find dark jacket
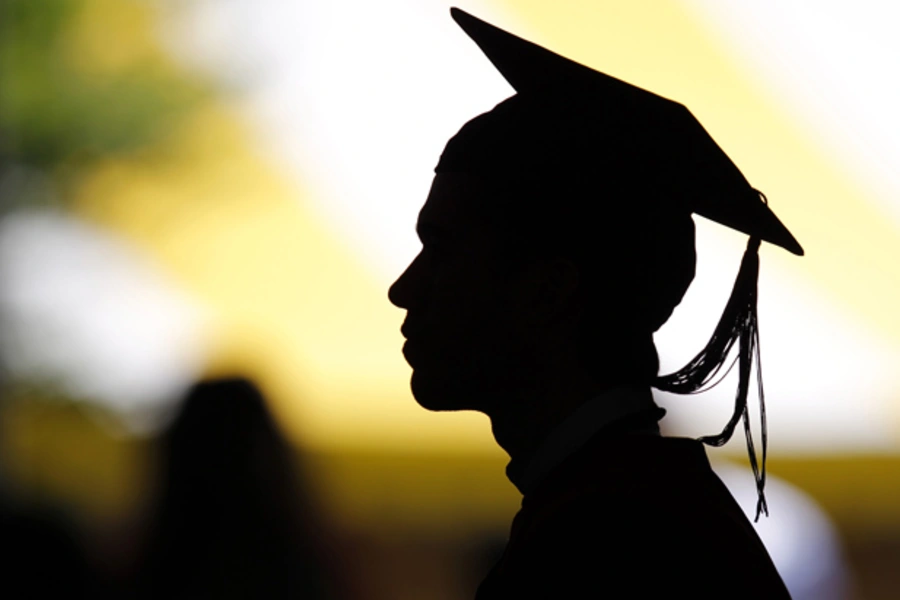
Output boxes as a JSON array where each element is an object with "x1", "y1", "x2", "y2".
[{"x1": 476, "y1": 431, "x2": 791, "y2": 598}]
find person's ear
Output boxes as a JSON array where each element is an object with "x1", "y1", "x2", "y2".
[{"x1": 517, "y1": 258, "x2": 581, "y2": 326}]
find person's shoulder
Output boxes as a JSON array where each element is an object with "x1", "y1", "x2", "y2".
[
  {"x1": 518, "y1": 434, "x2": 790, "y2": 597},
  {"x1": 534, "y1": 434, "x2": 757, "y2": 539},
  {"x1": 529, "y1": 434, "x2": 713, "y2": 503}
]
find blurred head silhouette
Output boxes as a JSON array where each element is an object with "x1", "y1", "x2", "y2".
[{"x1": 138, "y1": 377, "x2": 336, "y2": 599}]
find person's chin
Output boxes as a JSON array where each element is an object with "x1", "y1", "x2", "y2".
[{"x1": 410, "y1": 369, "x2": 476, "y2": 412}]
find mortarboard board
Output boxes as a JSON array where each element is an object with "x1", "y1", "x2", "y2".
[
  {"x1": 440, "y1": 7, "x2": 802, "y2": 256},
  {"x1": 438, "y1": 7, "x2": 805, "y2": 519}
]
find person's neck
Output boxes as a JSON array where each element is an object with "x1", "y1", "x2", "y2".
[{"x1": 486, "y1": 364, "x2": 610, "y2": 476}]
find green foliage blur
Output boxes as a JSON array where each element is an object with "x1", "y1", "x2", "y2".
[{"x1": 0, "y1": 0, "x2": 208, "y2": 209}]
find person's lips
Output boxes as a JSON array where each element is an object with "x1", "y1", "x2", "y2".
[{"x1": 401, "y1": 339, "x2": 414, "y2": 365}]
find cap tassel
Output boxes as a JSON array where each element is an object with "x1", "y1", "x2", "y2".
[{"x1": 655, "y1": 234, "x2": 769, "y2": 521}]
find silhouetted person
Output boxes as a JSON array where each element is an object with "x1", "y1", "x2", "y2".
[
  {"x1": 0, "y1": 492, "x2": 90, "y2": 598},
  {"x1": 0, "y1": 384, "x2": 90, "y2": 598},
  {"x1": 389, "y1": 9, "x2": 801, "y2": 598},
  {"x1": 136, "y1": 377, "x2": 341, "y2": 599}
]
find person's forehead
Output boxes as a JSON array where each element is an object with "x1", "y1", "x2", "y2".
[{"x1": 417, "y1": 172, "x2": 491, "y2": 234}]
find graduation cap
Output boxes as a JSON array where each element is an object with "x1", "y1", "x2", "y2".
[{"x1": 438, "y1": 7, "x2": 804, "y2": 519}]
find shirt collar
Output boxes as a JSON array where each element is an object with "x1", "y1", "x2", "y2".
[{"x1": 506, "y1": 385, "x2": 661, "y2": 495}]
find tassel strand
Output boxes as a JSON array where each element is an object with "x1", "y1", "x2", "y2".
[{"x1": 655, "y1": 234, "x2": 769, "y2": 521}]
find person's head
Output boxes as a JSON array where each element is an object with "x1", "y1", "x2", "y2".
[
  {"x1": 388, "y1": 135, "x2": 696, "y2": 415},
  {"x1": 389, "y1": 8, "x2": 802, "y2": 421}
]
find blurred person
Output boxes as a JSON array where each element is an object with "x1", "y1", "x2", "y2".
[
  {"x1": 0, "y1": 375, "x2": 91, "y2": 595},
  {"x1": 0, "y1": 458, "x2": 91, "y2": 598},
  {"x1": 389, "y1": 9, "x2": 803, "y2": 598},
  {"x1": 134, "y1": 377, "x2": 345, "y2": 599}
]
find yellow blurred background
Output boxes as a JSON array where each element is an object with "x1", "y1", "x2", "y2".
[{"x1": 1, "y1": 1, "x2": 899, "y2": 598}]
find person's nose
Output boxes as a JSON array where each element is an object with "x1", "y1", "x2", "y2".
[{"x1": 388, "y1": 253, "x2": 424, "y2": 310}]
